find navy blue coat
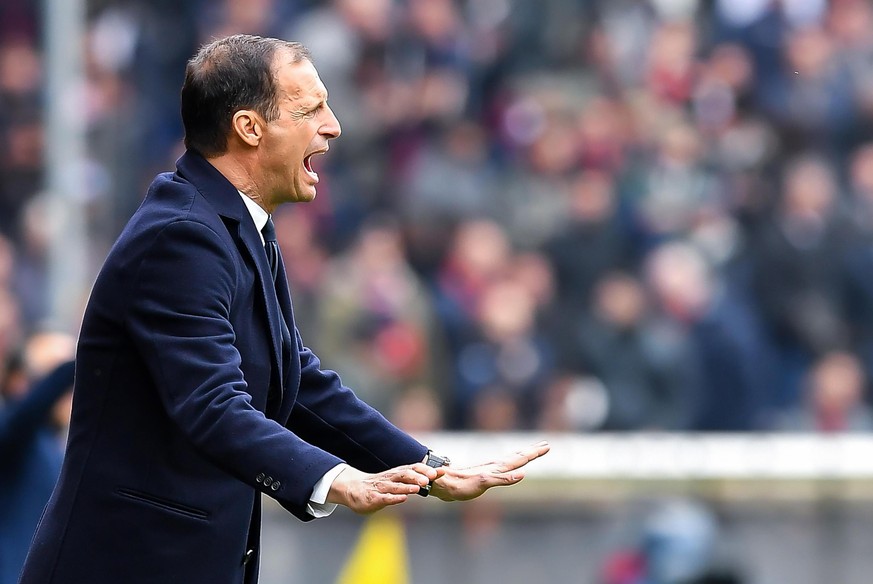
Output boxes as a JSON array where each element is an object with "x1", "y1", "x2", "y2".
[{"x1": 19, "y1": 152, "x2": 427, "y2": 584}]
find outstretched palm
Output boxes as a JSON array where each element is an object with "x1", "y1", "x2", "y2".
[{"x1": 429, "y1": 441, "x2": 550, "y2": 502}]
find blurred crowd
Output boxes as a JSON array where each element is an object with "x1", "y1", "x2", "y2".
[{"x1": 4, "y1": 0, "x2": 873, "y2": 438}]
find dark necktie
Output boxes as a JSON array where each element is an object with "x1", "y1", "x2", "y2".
[
  {"x1": 262, "y1": 216, "x2": 279, "y2": 282},
  {"x1": 261, "y1": 215, "x2": 286, "y2": 414}
]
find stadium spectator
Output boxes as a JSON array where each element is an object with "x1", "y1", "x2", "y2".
[
  {"x1": 774, "y1": 350, "x2": 873, "y2": 432},
  {"x1": 0, "y1": 332, "x2": 74, "y2": 584},
  {"x1": 750, "y1": 154, "x2": 851, "y2": 411},
  {"x1": 314, "y1": 216, "x2": 444, "y2": 413},
  {"x1": 569, "y1": 271, "x2": 681, "y2": 431},
  {"x1": 645, "y1": 241, "x2": 768, "y2": 431}
]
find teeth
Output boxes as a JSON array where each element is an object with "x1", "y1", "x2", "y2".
[
  {"x1": 303, "y1": 154, "x2": 318, "y2": 181},
  {"x1": 303, "y1": 150, "x2": 327, "y2": 182}
]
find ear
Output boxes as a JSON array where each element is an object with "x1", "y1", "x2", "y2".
[{"x1": 231, "y1": 110, "x2": 263, "y2": 147}]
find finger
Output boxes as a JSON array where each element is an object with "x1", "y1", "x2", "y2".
[
  {"x1": 529, "y1": 440, "x2": 551, "y2": 456},
  {"x1": 478, "y1": 469, "x2": 526, "y2": 490},
  {"x1": 379, "y1": 493, "x2": 409, "y2": 506},
  {"x1": 496, "y1": 442, "x2": 551, "y2": 472},
  {"x1": 494, "y1": 469, "x2": 525, "y2": 483},
  {"x1": 373, "y1": 477, "x2": 428, "y2": 495},
  {"x1": 358, "y1": 493, "x2": 409, "y2": 514},
  {"x1": 386, "y1": 465, "x2": 433, "y2": 487},
  {"x1": 410, "y1": 462, "x2": 440, "y2": 481}
]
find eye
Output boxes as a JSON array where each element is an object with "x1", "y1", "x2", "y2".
[{"x1": 292, "y1": 102, "x2": 327, "y2": 121}]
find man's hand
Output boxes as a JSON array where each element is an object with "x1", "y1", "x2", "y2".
[
  {"x1": 429, "y1": 441, "x2": 550, "y2": 502},
  {"x1": 326, "y1": 463, "x2": 445, "y2": 514}
]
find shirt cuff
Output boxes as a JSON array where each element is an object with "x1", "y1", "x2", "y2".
[{"x1": 306, "y1": 463, "x2": 349, "y2": 518}]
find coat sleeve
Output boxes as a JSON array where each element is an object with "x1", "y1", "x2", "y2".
[
  {"x1": 286, "y1": 328, "x2": 428, "y2": 474},
  {"x1": 126, "y1": 219, "x2": 342, "y2": 512}
]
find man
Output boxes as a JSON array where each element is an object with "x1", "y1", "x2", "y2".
[{"x1": 18, "y1": 34, "x2": 548, "y2": 584}]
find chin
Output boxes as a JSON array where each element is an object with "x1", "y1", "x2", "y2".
[
  {"x1": 282, "y1": 184, "x2": 316, "y2": 204},
  {"x1": 295, "y1": 190, "x2": 317, "y2": 203}
]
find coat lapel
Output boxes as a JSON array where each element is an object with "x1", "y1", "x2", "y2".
[
  {"x1": 273, "y1": 257, "x2": 300, "y2": 421},
  {"x1": 237, "y1": 220, "x2": 286, "y2": 393},
  {"x1": 175, "y1": 151, "x2": 285, "y2": 404}
]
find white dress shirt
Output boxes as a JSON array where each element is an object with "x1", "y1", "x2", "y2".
[{"x1": 239, "y1": 192, "x2": 347, "y2": 518}]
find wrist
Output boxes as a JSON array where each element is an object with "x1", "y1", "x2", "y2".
[
  {"x1": 418, "y1": 450, "x2": 450, "y2": 497},
  {"x1": 325, "y1": 466, "x2": 360, "y2": 506},
  {"x1": 311, "y1": 464, "x2": 349, "y2": 506}
]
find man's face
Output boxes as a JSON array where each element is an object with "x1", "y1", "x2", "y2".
[{"x1": 260, "y1": 55, "x2": 340, "y2": 206}]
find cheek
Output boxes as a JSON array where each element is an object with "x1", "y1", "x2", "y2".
[{"x1": 285, "y1": 139, "x2": 307, "y2": 166}]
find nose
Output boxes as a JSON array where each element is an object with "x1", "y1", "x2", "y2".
[{"x1": 321, "y1": 104, "x2": 341, "y2": 139}]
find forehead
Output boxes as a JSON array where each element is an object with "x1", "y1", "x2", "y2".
[{"x1": 273, "y1": 55, "x2": 327, "y2": 103}]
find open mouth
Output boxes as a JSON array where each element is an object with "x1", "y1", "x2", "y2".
[{"x1": 303, "y1": 149, "x2": 327, "y2": 182}]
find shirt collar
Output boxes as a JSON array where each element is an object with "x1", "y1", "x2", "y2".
[{"x1": 238, "y1": 191, "x2": 269, "y2": 245}]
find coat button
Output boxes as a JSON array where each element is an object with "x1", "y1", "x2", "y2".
[
  {"x1": 270, "y1": 481, "x2": 280, "y2": 491},
  {"x1": 256, "y1": 473, "x2": 265, "y2": 483},
  {"x1": 242, "y1": 549, "x2": 254, "y2": 566},
  {"x1": 263, "y1": 477, "x2": 273, "y2": 487}
]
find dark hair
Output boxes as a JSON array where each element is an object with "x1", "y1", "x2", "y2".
[{"x1": 181, "y1": 34, "x2": 311, "y2": 157}]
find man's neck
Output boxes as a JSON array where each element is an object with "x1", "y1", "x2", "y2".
[{"x1": 207, "y1": 153, "x2": 271, "y2": 213}]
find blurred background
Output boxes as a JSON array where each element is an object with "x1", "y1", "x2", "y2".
[{"x1": 5, "y1": 0, "x2": 873, "y2": 582}]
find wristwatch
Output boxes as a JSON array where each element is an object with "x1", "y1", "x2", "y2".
[{"x1": 418, "y1": 450, "x2": 450, "y2": 497}]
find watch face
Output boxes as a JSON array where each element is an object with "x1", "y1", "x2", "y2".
[{"x1": 427, "y1": 453, "x2": 450, "y2": 468}]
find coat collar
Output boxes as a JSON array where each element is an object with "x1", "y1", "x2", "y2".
[
  {"x1": 175, "y1": 150, "x2": 248, "y2": 222},
  {"x1": 174, "y1": 152, "x2": 270, "y2": 287}
]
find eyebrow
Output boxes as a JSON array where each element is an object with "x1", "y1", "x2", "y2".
[
  {"x1": 282, "y1": 87, "x2": 327, "y2": 105},
  {"x1": 309, "y1": 90, "x2": 328, "y2": 103}
]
